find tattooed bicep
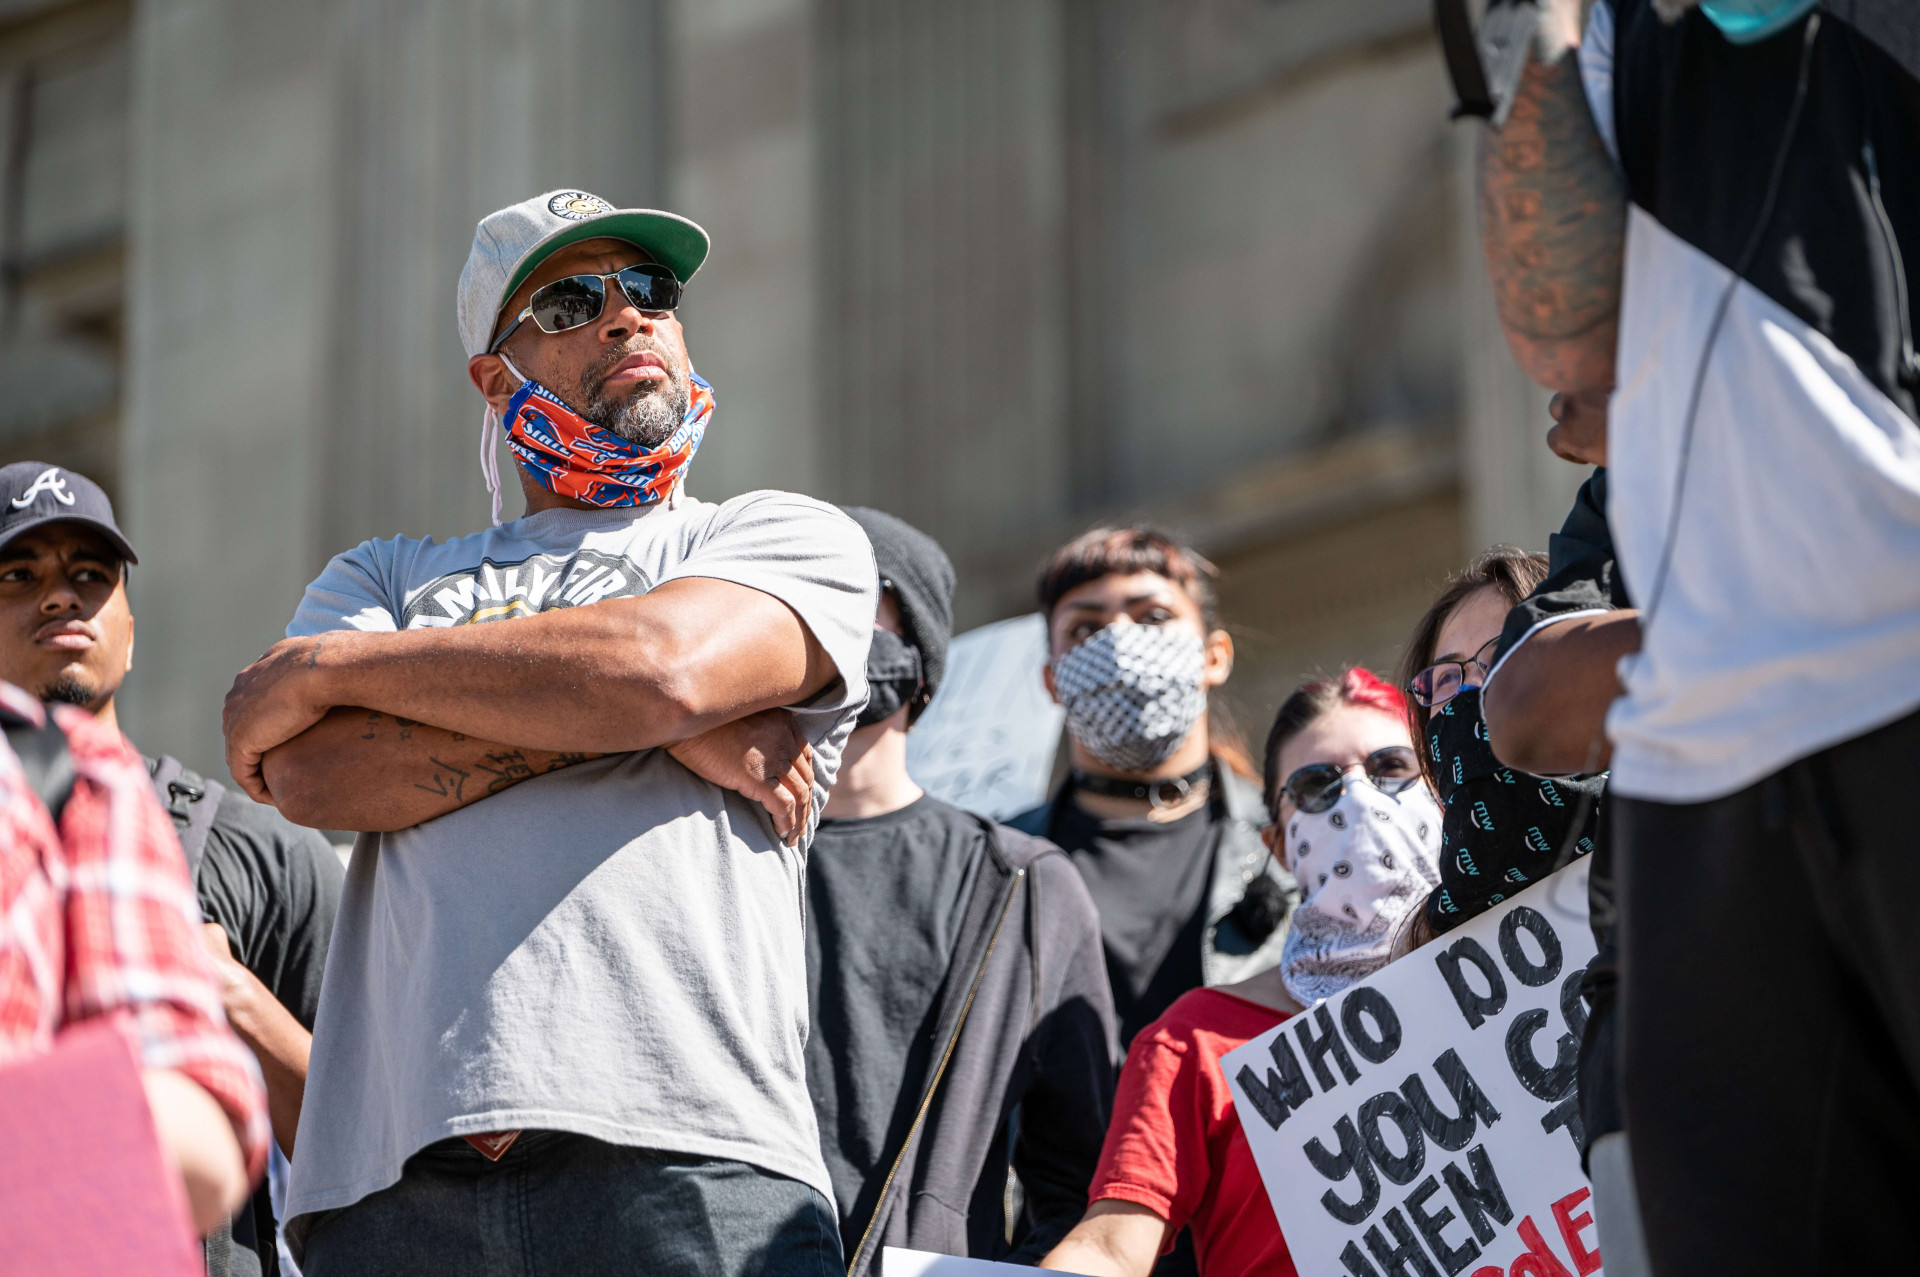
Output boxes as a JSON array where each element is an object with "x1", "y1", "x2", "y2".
[{"x1": 1476, "y1": 54, "x2": 1626, "y2": 391}]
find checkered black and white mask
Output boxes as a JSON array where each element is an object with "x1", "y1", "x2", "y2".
[{"x1": 1050, "y1": 621, "x2": 1208, "y2": 772}]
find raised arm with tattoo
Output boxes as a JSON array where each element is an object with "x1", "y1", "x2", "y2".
[{"x1": 1477, "y1": 7, "x2": 1627, "y2": 392}]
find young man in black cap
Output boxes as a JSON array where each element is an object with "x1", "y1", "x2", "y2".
[
  {"x1": 0, "y1": 461, "x2": 343, "y2": 1277},
  {"x1": 809, "y1": 507, "x2": 1118, "y2": 1277}
]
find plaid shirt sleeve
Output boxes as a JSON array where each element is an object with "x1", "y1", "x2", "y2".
[{"x1": 51, "y1": 705, "x2": 270, "y2": 1178}]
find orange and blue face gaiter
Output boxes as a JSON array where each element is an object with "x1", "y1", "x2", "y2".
[{"x1": 481, "y1": 359, "x2": 713, "y2": 522}]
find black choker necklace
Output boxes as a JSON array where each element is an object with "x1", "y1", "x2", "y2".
[{"x1": 1073, "y1": 763, "x2": 1212, "y2": 811}]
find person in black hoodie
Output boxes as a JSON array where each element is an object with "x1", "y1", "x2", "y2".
[{"x1": 807, "y1": 506, "x2": 1119, "y2": 1276}]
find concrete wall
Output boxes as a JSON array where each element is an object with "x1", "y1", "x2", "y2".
[
  {"x1": 0, "y1": 0, "x2": 1585, "y2": 775},
  {"x1": 118, "y1": 0, "x2": 668, "y2": 772},
  {"x1": 667, "y1": 0, "x2": 825, "y2": 503}
]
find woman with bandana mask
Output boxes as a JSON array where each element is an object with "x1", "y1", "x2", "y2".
[
  {"x1": 1392, "y1": 548, "x2": 1603, "y2": 954},
  {"x1": 1009, "y1": 529, "x2": 1295, "y2": 1059},
  {"x1": 1042, "y1": 668, "x2": 1432, "y2": 1277}
]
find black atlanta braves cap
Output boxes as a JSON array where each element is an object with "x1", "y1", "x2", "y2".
[{"x1": 0, "y1": 462, "x2": 138, "y2": 564}]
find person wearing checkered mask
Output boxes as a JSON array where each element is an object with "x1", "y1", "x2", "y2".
[{"x1": 1009, "y1": 527, "x2": 1297, "y2": 1058}]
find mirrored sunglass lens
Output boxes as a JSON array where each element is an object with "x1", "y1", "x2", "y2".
[
  {"x1": 617, "y1": 266, "x2": 681, "y2": 312},
  {"x1": 530, "y1": 275, "x2": 607, "y2": 333},
  {"x1": 1289, "y1": 765, "x2": 1345, "y2": 813}
]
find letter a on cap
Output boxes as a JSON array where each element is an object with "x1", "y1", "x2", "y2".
[{"x1": 11, "y1": 468, "x2": 74, "y2": 509}]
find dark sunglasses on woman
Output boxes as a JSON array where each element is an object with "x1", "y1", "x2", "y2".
[
  {"x1": 488, "y1": 264, "x2": 683, "y2": 353},
  {"x1": 1406, "y1": 636, "x2": 1501, "y2": 710},
  {"x1": 1277, "y1": 745, "x2": 1422, "y2": 817}
]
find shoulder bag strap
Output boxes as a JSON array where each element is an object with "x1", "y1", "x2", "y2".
[{"x1": 5, "y1": 711, "x2": 75, "y2": 825}]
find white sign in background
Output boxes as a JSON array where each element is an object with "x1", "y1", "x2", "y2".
[
  {"x1": 1223, "y1": 860, "x2": 1603, "y2": 1277},
  {"x1": 882, "y1": 1247, "x2": 1090, "y2": 1276},
  {"x1": 906, "y1": 613, "x2": 1063, "y2": 821}
]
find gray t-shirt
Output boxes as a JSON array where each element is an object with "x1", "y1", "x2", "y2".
[{"x1": 280, "y1": 492, "x2": 876, "y2": 1247}]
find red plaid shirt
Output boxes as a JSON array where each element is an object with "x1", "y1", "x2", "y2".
[{"x1": 0, "y1": 683, "x2": 268, "y2": 1178}]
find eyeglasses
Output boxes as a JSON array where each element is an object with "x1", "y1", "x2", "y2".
[
  {"x1": 1276, "y1": 746, "x2": 1422, "y2": 816},
  {"x1": 488, "y1": 265, "x2": 683, "y2": 353},
  {"x1": 1407, "y1": 637, "x2": 1500, "y2": 709}
]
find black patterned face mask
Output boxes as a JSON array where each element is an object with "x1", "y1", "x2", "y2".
[{"x1": 1422, "y1": 688, "x2": 1602, "y2": 934}]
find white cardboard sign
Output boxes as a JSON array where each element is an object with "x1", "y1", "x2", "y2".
[
  {"x1": 1222, "y1": 860, "x2": 1604, "y2": 1277},
  {"x1": 882, "y1": 1247, "x2": 1089, "y2": 1276},
  {"x1": 906, "y1": 613, "x2": 1063, "y2": 821}
]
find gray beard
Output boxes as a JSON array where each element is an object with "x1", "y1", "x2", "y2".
[
  {"x1": 1652, "y1": 0, "x2": 1699, "y2": 20},
  {"x1": 587, "y1": 378, "x2": 689, "y2": 448}
]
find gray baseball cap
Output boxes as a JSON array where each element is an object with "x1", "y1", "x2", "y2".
[{"x1": 456, "y1": 189, "x2": 710, "y2": 358}]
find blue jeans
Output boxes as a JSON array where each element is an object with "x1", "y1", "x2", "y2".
[{"x1": 300, "y1": 1132, "x2": 842, "y2": 1277}]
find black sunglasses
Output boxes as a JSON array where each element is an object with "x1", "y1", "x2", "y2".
[
  {"x1": 489, "y1": 264, "x2": 683, "y2": 353},
  {"x1": 1277, "y1": 746, "x2": 1422, "y2": 816}
]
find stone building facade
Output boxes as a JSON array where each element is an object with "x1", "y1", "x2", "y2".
[{"x1": 0, "y1": 0, "x2": 1581, "y2": 772}]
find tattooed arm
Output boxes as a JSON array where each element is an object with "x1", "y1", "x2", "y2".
[
  {"x1": 261, "y1": 706, "x2": 819, "y2": 841},
  {"x1": 260, "y1": 709, "x2": 598, "y2": 832},
  {"x1": 1477, "y1": 29, "x2": 1627, "y2": 392},
  {"x1": 226, "y1": 577, "x2": 837, "y2": 803}
]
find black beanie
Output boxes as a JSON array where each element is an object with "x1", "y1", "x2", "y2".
[{"x1": 840, "y1": 506, "x2": 956, "y2": 724}]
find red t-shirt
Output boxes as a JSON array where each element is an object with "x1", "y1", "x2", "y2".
[{"x1": 1088, "y1": 987, "x2": 1297, "y2": 1277}]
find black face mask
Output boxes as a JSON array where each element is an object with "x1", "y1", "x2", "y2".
[
  {"x1": 858, "y1": 628, "x2": 924, "y2": 727},
  {"x1": 1423, "y1": 687, "x2": 1602, "y2": 934}
]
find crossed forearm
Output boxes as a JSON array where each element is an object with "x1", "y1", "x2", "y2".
[
  {"x1": 1478, "y1": 51, "x2": 1627, "y2": 391},
  {"x1": 230, "y1": 579, "x2": 831, "y2": 813},
  {"x1": 263, "y1": 708, "x2": 598, "y2": 831},
  {"x1": 301, "y1": 581, "x2": 824, "y2": 753}
]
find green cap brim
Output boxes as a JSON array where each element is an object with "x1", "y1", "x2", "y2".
[{"x1": 500, "y1": 210, "x2": 710, "y2": 311}]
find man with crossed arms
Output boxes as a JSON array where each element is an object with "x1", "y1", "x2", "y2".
[{"x1": 222, "y1": 190, "x2": 875, "y2": 1275}]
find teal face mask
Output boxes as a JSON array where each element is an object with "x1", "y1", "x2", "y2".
[{"x1": 1698, "y1": 0, "x2": 1819, "y2": 44}]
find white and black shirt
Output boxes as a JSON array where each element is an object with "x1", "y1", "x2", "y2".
[{"x1": 1588, "y1": 1, "x2": 1920, "y2": 801}]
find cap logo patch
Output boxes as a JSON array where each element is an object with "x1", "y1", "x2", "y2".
[
  {"x1": 548, "y1": 191, "x2": 614, "y2": 221},
  {"x1": 11, "y1": 467, "x2": 74, "y2": 509}
]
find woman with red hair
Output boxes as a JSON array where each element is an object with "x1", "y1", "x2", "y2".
[{"x1": 1043, "y1": 668, "x2": 1441, "y2": 1277}]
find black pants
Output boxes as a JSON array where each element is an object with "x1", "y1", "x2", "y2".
[
  {"x1": 300, "y1": 1132, "x2": 842, "y2": 1277},
  {"x1": 1616, "y1": 708, "x2": 1920, "y2": 1274}
]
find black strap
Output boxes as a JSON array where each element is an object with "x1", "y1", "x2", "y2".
[
  {"x1": 202, "y1": 1215, "x2": 233, "y2": 1277},
  {"x1": 1435, "y1": 0, "x2": 1496, "y2": 118},
  {"x1": 1435, "y1": 0, "x2": 1542, "y2": 127},
  {"x1": 1069, "y1": 761, "x2": 1211, "y2": 810},
  {"x1": 147, "y1": 755, "x2": 226, "y2": 882},
  {"x1": 3, "y1": 710, "x2": 75, "y2": 826}
]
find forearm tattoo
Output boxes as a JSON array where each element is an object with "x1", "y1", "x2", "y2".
[
  {"x1": 1477, "y1": 53, "x2": 1627, "y2": 390},
  {"x1": 353, "y1": 712, "x2": 595, "y2": 807}
]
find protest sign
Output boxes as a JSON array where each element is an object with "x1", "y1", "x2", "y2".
[
  {"x1": 906, "y1": 612, "x2": 1062, "y2": 820},
  {"x1": 1223, "y1": 859, "x2": 1601, "y2": 1277},
  {"x1": 883, "y1": 1248, "x2": 1089, "y2": 1276},
  {"x1": 0, "y1": 1018, "x2": 203, "y2": 1275}
]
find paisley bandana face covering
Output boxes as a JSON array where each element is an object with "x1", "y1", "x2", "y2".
[
  {"x1": 1279, "y1": 776, "x2": 1442, "y2": 1006},
  {"x1": 479, "y1": 354, "x2": 714, "y2": 525},
  {"x1": 1050, "y1": 622, "x2": 1208, "y2": 772}
]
